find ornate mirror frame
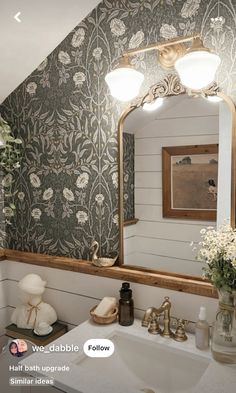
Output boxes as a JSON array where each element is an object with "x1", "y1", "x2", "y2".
[
  {"x1": 117, "y1": 74, "x2": 236, "y2": 298},
  {"x1": 2, "y1": 75, "x2": 235, "y2": 299}
]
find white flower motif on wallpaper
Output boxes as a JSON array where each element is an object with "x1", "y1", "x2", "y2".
[
  {"x1": 95, "y1": 194, "x2": 104, "y2": 205},
  {"x1": 179, "y1": 19, "x2": 196, "y2": 35},
  {"x1": 31, "y1": 208, "x2": 42, "y2": 221},
  {"x1": 160, "y1": 24, "x2": 177, "y2": 39},
  {"x1": 124, "y1": 174, "x2": 129, "y2": 182},
  {"x1": 76, "y1": 173, "x2": 89, "y2": 189},
  {"x1": 210, "y1": 16, "x2": 225, "y2": 33},
  {"x1": 2, "y1": 173, "x2": 13, "y2": 188},
  {"x1": 62, "y1": 203, "x2": 73, "y2": 219},
  {"x1": 3, "y1": 207, "x2": 14, "y2": 217},
  {"x1": 32, "y1": 190, "x2": 42, "y2": 203},
  {"x1": 18, "y1": 192, "x2": 25, "y2": 201},
  {"x1": 59, "y1": 67, "x2": 70, "y2": 85},
  {"x1": 112, "y1": 214, "x2": 119, "y2": 227},
  {"x1": 71, "y1": 48, "x2": 83, "y2": 66},
  {"x1": 45, "y1": 202, "x2": 54, "y2": 218},
  {"x1": 93, "y1": 47, "x2": 102, "y2": 61},
  {"x1": 112, "y1": 173, "x2": 118, "y2": 189},
  {"x1": 71, "y1": 28, "x2": 85, "y2": 48},
  {"x1": 181, "y1": 0, "x2": 201, "y2": 19},
  {"x1": 129, "y1": 31, "x2": 144, "y2": 49},
  {"x1": 43, "y1": 188, "x2": 53, "y2": 201},
  {"x1": 37, "y1": 58, "x2": 48, "y2": 71},
  {"x1": 63, "y1": 188, "x2": 75, "y2": 201},
  {"x1": 26, "y1": 82, "x2": 37, "y2": 96},
  {"x1": 73, "y1": 72, "x2": 86, "y2": 87},
  {"x1": 110, "y1": 18, "x2": 126, "y2": 37},
  {"x1": 130, "y1": 53, "x2": 146, "y2": 70},
  {"x1": 76, "y1": 210, "x2": 88, "y2": 224},
  {"x1": 40, "y1": 72, "x2": 50, "y2": 88},
  {"x1": 58, "y1": 51, "x2": 71, "y2": 65},
  {"x1": 30, "y1": 174, "x2": 41, "y2": 188}
]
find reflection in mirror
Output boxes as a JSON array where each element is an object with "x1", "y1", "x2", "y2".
[{"x1": 123, "y1": 94, "x2": 232, "y2": 276}]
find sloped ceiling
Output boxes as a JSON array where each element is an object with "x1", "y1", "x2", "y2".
[{"x1": 0, "y1": 0, "x2": 101, "y2": 103}]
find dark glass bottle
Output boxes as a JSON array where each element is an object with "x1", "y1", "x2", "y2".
[{"x1": 118, "y1": 282, "x2": 134, "y2": 326}]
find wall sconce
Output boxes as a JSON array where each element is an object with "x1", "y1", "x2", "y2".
[
  {"x1": 105, "y1": 55, "x2": 144, "y2": 102},
  {"x1": 105, "y1": 33, "x2": 221, "y2": 102}
]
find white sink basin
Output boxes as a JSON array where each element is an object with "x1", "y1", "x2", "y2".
[
  {"x1": 21, "y1": 320, "x2": 220, "y2": 393},
  {"x1": 75, "y1": 330, "x2": 210, "y2": 393}
]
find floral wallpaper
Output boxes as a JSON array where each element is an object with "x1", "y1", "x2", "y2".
[
  {"x1": 0, "y1": 0, "x2": 235, "y2": 259},
  {"x1": 123, "y1": 133, "x2": 135, "y2": 221}
]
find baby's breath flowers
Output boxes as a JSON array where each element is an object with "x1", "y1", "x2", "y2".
[{"x1": 196, "y1": 224, "x2": 236, "y2": 291}]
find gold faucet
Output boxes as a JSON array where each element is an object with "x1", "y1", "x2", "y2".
[{"x1": 142, "y1": 296, "x2": 173, "y2": 338}]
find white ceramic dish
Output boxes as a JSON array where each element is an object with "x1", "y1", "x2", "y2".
[{"x1": 33, "y1": 325, "x2": 53, "y2": 336}]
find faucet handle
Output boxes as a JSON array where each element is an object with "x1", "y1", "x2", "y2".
[
  {"x1": 173, "y1": 318, "x2": 188, "y2": 342},
  {"x1": 148, "y1": 314, "x2": 162, "y2": 335},
  {"x1": 163, "y1": 296, "x2": 171, "y2": 306}
]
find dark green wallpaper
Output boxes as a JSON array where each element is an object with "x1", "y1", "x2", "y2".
[
  {"x1": 123, "y1": 132, "x2": 135, "y2": 221},
  {"x1": 0, "y1": 0, "x2": 235, "y2": 258}
]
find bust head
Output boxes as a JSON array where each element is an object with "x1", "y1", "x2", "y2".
[{"x1": 18, "y1": 274, "x2": 46, "y2": 296}]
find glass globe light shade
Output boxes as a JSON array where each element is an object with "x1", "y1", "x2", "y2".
[
  {"x1": 105, "y1": 67, "x2": 144, "y2": 102},
  {"x1": 175, "y1": 51, "x2": 221, "y2": 90}
]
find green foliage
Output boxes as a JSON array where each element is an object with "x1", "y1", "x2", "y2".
[
  {"x1": 203, "y1": 255, "x2": 236, "y2": 291},
  {"x1": 0, "y1": 115, "x2": 22, "y2": 172}
]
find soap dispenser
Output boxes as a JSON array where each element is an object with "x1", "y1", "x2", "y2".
[{"x1": 118, "y1": 282, "x2": 134, "y2": 326}]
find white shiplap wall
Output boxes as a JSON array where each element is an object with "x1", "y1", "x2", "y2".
[
  {"x1": 124, "y1": 96, "x2": 219, "y2": 275},
  {"x1": 0, "y1": 260, "x2": 218, "y2": 333}
]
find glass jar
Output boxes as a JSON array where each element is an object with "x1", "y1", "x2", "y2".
[{"x1": 211, "y1": 290, "x2": 236, "y2": 363}]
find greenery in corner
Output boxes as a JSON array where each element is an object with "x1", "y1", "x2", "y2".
[
  {"x1": 0, "y1": 114, "x2": 22, "y2": 171},
  {"x1": 195, "y1": 224, "x2": 236, "y2": 292},
  {"x1": 0, "y1": 114, "x2": 22, "y2": 230}
]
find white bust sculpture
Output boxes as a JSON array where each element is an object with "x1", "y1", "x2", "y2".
[{"x1": 11, "y1": 274, "x2": 57, "y2": 329}]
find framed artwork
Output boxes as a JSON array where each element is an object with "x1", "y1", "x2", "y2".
[{"x1": 162, "y1": 144, "x2": 218, "y2": 220}]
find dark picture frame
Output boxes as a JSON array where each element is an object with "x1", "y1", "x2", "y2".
[{"x1": 162, "y1": 144, "x2": 218, "y2": 220}]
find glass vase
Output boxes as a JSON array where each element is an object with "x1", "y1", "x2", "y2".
[{"x1": 211, "y1": 289, "x2": 236, "y2": 363}]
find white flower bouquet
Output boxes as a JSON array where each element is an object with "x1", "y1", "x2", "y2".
[{"x1": 197, "y1": 224, "x2": 236, "y2": 291}]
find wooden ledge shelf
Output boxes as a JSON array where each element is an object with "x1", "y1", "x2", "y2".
[
  {"x1": 0, "y1": 248, "x2": 217, "y2": 299},
  {"x1": 124, "y1": 218, "x2": 139, "y2": 226}
]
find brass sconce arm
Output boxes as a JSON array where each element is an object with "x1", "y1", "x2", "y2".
[
  {"x1": 122, "y1": 33, "x2": 201, "y2": 58},
  {"x1": 120, "y1": 33, "x2": 202, "y2": 70}
]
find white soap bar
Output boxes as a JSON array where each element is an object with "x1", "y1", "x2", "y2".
[{"x1": 94, "y1": 297, "x2": 117, "y2": 317}]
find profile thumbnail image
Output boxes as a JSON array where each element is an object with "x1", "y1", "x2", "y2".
[{"x1": 9, "y1": 339, "x2": 28, "y2": 357}]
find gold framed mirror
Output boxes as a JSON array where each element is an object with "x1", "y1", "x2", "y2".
[{"x1": 118, "y1": 74, "x2": 236, "y2": 296}]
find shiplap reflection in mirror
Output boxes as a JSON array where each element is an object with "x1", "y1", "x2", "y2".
[{"x1": 123, "y1": 95, "x2": 230, "y2": 276}]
